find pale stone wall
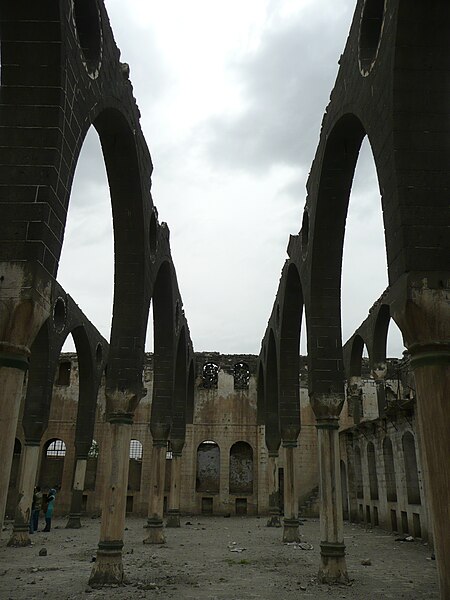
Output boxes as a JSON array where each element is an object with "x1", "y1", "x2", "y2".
[{"x1": 9, "y1": 352, "x2": 322, "y2": 518}]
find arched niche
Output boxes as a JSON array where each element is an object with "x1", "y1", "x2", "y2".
[
  {"x1": 367, "y1": 441, "x2": 379, "y2": 500},
  {"x1": 354, "y1": 445, "x2": 363, "y2": 499},
  {"x1": 196, "y1": 441, "x2": 220, "y2": 493},
  {"x1": 402, "y1": 432, "x2": 421, "y2": 505},
  {"x1": 229, "y1": 441, "x2": 253, "y2": 495},
  {"x1": 383, "y1": 436, "x2": 397, "y2": 502}
]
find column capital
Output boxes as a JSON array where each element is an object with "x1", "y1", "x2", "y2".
[
  {"x1": 316, "y1": 417, "x2": 340, "y2": 430},
  {"x1": 409, "y1": 343, "x2": 450, "y2": 369},
  {"x1": 0, "y1": 342, "x2": 30, "y2": 371}
]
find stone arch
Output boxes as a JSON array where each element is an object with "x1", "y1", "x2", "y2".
[
  {"x1": 307, "y1": 113, "x2": 368, "y2": 414},
  {"x1": 367, "y1": 441, "x2": 379, "y2": 500},
  {"x1": 186, "y1": 360, "x2": 195, "y2": 425},
  {"x1": 196, "y1": 441, "x2": 220, "y2": 493},
  {"x1": 402, "y1": 431, "x2": 421, "y2": 505},
  {"x1": 229, "y1": 441, "x2": 254, "y2": 495},
  {"x1": 265, "y1": 329, "x2": 280, "y2": 453},
  {"x1": 171, "y1": 326, "x2": 188, "y2": 442},
  {"x1": 279, "y1": 263, "x2": 303, "y2": 442},
  {"x1": 383, "y1": 436, "x2": 397, "y2": 502},
  {"x1": 372, "y1": 304, "x2": 390, "y2": 366},
  {"x1": 92, "y1": 108, "x2": 148, "y2": 404},
  {"x1": 150, "y1": 261, "x2": 176, "y2": 441}
]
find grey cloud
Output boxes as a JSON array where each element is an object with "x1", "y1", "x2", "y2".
[{"x1": 201, "y1": 5, "x2": 354, "y2": 174}]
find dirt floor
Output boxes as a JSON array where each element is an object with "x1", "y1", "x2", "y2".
[{"x1": 0, "y1": 515, "x2": 439, "y2": 600}]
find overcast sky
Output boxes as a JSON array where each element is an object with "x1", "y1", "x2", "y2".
[{"x1": 58, "y1": 0, "x2": 405, "y2": 357}]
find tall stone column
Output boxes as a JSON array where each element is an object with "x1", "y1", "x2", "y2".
[
  {"x1": 316, "y1": 418, "x2": 348, "y2": 584},
  {"x1": 266, "y1": 451, "x2": 281, "y2": 527},
  {"x1": 143, "y1": 441, "x2": 167, "y2": 543},
  {"x1": 7, "y1": 443, "x2": 40, "y2": 546},
  {"x1": 0, "y1": 348, "x2": 28, "y2": 525},
  {"x1": 66, "y1": 457, "x2": 88, "y2": 529},
  {"x1": 89, "y1": 417, "x2": 132, "y2": 586},
  {"x1": 410, "y1": 348, "x2": 449, "y2": 597},
  {"x1": 282, "y1": 442, "x2": 300, "y2": 542},
  {"x1": 166, "y1": 439, "x2": 184, "y2": 528},
  {"x1": 392, "y1": 281, "x2": 450, "y2": 600}
]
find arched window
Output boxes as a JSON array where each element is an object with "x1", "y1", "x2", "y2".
[
  {"x1": 40, "y1": 438, "x2": 66, "y2": 490},
  {"x1": 128, "y1": 439, "x2": 143, "y2": 492},
  {"x1": 233, "y1": 362, "x2": 250, "y2": 390},
  {"x1": 46, "y1": 439, "x2": 66, "y2": 457},
  {"x1": 129, "y1": 439, "x2": 143, "y2": 460},
  {"x1": 196, "y1": 441, "x2": 220, "y2": 492},
  {"x1": 229, "y1": 441, "x2": 253, "y2": 494},
  {"x1": 367, "y1": 442, "x2": 379, "y2": 500},
  {"x1": 383, "y1": 437, "x2": 397, "y2": 502},
  {"x1": 202, "y1": 362, "x2": 219, "y2": 389},
  {"x1": 354, "y1": 445, "x2": 363, "y2": 499},
  {"x1": 402, "y1": 432, "x2": 421, "y2": 505}
]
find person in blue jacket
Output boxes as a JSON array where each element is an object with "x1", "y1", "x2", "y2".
[{"x1": 43, "y1": 488, "x2": 56, "y2": 532}]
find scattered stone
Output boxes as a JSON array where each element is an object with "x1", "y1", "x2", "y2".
[
  {"x1": 361, "y1": 558, "x2": 372, "y2": 566},
  {"x1": 300, "y1": 584, "x2": 307, "y2": 591},
  {"x1": 91, "y1": 556, "x2": 96, "y2": 562},
  {"x1": 39, "y1": 547, "x2": 48, "y2": 556},
  {"x1": 185, "y1": 521, "x2": 192, "y2": 526}
]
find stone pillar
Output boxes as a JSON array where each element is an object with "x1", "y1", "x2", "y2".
[
  {"x1": 391, "y1": 281, "x2": 450, "y2": 600},
  {"x1": 0, "y1": 347, "x2": 28, "y2": 525},
  {"x1": 66, "y1": 457, "x2": 88, "y2": 529},
  {"x1": 345, "y1": 435, "x2": 358, "y2": 523},
  {"x1": 282, "y1": 442, "x2": 300, "y2": 542},
  {"x1": 316, "y1": 418, "x2": 349, "y2": 584},
  {"x1": 166, "y1": 454, "x2": 181, "y2": 528},
  {"x1": 410, "y1": 345, "x2": 450, "y2": 598},
  {"x1": 266, "y1": 452, "x2": 281, "y2": 527},
  {"x1": 89, "y1": 417, "x2": 132, "y2": 587},
  {"x1": 7, "y1": 443, "x2": 40, "y2": 546},
  {"x1": 143, "y1": 441, "x2": 167, "y2": 544}
]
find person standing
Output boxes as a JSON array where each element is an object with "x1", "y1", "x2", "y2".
[
  {"x1": 43, "y1": 488, "x2": 56, "y2": 532},
  {"x1": 30, "y1": 486, "x2": 42, "y2": 533}
]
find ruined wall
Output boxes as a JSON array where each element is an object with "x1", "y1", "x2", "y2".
[{"x1": 339, "y1": 360, "x2": 430, "y2": 540}]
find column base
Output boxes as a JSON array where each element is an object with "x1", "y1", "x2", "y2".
[
  {"x1": 143, "y1": 518, "x2": 166, "y2": 544},
  {"x1": 66, "y1": 513, "x2": 82, "y2": 529},
  {"x1": 267, "y1": 511, "x2": 282, "y2": 527},
  {"x1": 7, "y1": 525, "x2": 31, "y2": 547},
  {"x1": 165, "y1": 509, "x2": 180, "y2": 528},
  {"x1": 282, "y1": 518, "x2": 300, "y2": 543},
  {"x1": 318, "y1": 542, "x2": 349, "y2": 584},
  {"x1": 89, "y1": 541, "x2": 124, "y2": 587}
]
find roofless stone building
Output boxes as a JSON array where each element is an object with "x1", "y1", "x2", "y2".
[{"x1": 0, "y1": 1, "x2": 448, "y2": 597}]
